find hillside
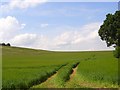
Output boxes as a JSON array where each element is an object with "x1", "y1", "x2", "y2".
[{"x1": 2, "y1": 46, "x2": 119, "y2": 89}]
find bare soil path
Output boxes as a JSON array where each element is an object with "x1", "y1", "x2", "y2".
[{"x1": 70, "y1": 65, "x2": 78, "y2": 80}]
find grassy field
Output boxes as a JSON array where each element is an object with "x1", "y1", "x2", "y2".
[{"x1": 2, "y1": 46, "x2": 119, "y2": 89}]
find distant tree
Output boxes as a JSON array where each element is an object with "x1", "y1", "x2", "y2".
[
  {"x1": 6, "y1": 43, "x2": 11, "y2": 46},
  {"x1": 98, "y1": 11, "x2": 120, "y2": 59},
  {"x1": 2, "y1": 43, "x2": 6, "y2": 46},
  {"x1": 0, "y1": 43, "x2": 11, "y2": 46}
]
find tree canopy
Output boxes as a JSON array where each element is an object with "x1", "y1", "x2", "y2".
[{"x1": 98, "y1": 11, "x2": 120, "y2": 58}]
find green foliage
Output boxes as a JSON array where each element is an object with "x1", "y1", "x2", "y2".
[
  {"x1": 98, "y1": 11, "x2": 120, "y2": 48},
  {"x1": 114, "y1": 46, "x2": 120, "y2": 58}
]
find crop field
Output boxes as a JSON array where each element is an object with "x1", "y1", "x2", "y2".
[{"x1": 2, "y1": 46, "x2": 119, "y2": 89}]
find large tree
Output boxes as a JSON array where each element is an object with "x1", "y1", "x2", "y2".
[{"x1": 98, "y1": 11, "x2": 120, "y2": 58}]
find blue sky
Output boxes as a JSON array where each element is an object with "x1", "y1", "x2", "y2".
[{"x1": 0, "y1": 1, "x2": 118, "y2": 51}]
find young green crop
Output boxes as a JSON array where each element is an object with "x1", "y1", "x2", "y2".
[
  {"x1": 2, "y1": 46, "x2": 119, "y2": 88},
  {"x1": 2, "y1": 65, "x2": 65, "y2": 89},
  {"x1": 77, "y1": 51, "x2": 118, "y2": 86}
]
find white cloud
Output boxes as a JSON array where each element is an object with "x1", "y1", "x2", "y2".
[
  {"x1": 1, "y1": 0, "x2": 47, "y2": 12},
  {"x1": 10, "y1": 33, "x2": 37, "y2": 46},
  {"x1": 50, "y1": 22, "x2": 114, "y2": 51},
  {"x1": 40, "y1": 24, "x2": 49, "y2": 28},
  {"x1": 53, "y1": 23, "x2": 100, "y2": 47},
  {"x1": 10, "y1": 33, "x2": 51, "y2": 50},
  {"x1": 0, "y1": 16, "x2": 25, "y2": 42}
]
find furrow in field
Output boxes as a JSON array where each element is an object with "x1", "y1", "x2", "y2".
[
  {"x1": 31, "y1": 62, "x2": 80, "y2": 88},
  {"x1": 53, "y1": 62, "x2": 80, "y2": 88},
  {"x1": 69, "y1": 63, "x2": 79, "y2": 81},
  {"x1": 31, "y1": 64, "x2": 67, "y2": 88},
  {"x1": 64, "y1": 63, "x2": 80, "y2": 88}
]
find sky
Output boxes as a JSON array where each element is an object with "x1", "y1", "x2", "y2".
[{"x1": 0, "y1": 0, "x2": 119, "y2": 51}]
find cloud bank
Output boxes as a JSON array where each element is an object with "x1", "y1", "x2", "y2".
[
  {"x1": 0, "y1": 16, "x2": 114, "y2": 51},
  {"x1": 0, "y1": 16, "x2": 25, "y2": 42}
]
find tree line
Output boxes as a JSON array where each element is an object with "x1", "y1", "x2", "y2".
[{"x1": 0, "y1": 43, "x2": 11, "y2": 46}]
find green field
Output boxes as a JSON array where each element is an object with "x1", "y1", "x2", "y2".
[{"x1": 2, "y1": 46, "x2": 119, "y2": 89}]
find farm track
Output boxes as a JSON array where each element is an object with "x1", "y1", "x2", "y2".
[
  {"x1": 31, "y1": 64, "x2": 67, "y2": 88},
  {"x1": 69, "y1": 63, "x2": 78, "y2": 81},
  {"x1": 31, "y1": 63, "x2": 80, "y2": 88},
  {"x1": 64, "y1": 63, "x2": 79, "y2": 86}
]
